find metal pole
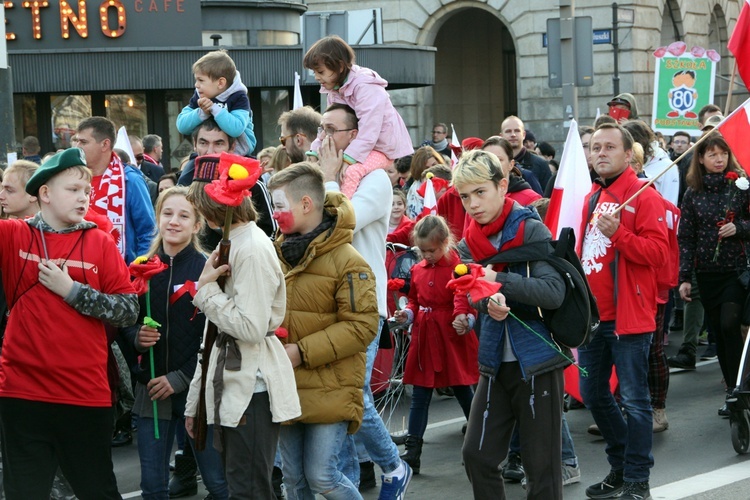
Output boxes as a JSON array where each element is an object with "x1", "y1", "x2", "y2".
[
  {"x1": 0, "y1": 67, "x2": 14, "y2": 164},
  {"x1": 560, "y1": 0, "x2": 578, "y2": 127},
  {"x1": 612, "y1": 2, "x2": 620, "y2": 96}
]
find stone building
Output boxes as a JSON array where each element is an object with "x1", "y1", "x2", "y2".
[{"x1": 306, "y1": 0, "x2": 746, "y2": 146}]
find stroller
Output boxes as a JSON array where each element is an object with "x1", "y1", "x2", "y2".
[
  {"x1": 727, "y1": 332, "x2": 750, "y2": 453},
  {"x1": 372, "y1": 243, "x2": 420, "y2": 444}
]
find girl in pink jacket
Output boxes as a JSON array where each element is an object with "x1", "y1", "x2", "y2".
[{"x1": 304, "y1": 35, "x2": 414, "y2": 198}]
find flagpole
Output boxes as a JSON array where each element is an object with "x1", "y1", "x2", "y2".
[
  {"x1": 611, "y1": 129, "x2": 718, "y2": 216},
  {"x1": 725, "y1": 60, "x2": 738, "y2": 116}
]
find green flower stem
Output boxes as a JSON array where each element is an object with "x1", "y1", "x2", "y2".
[
  {"x1": 489, "y1": 297, "x2": 588, "y2": 376},
  {"x1": 146, "y1": 286, "x2": 160, "y2": 440}
]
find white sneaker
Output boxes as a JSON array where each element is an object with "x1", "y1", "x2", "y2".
[
  {"x1": 521, "y1": 464, "x2": 581, "y2": 489},
  {"x1": 562, "y1": 464, "x2": 581, "y2": 485},
  {"x1": 653, "y1": 408, "x2": 669, "y2": 432}
]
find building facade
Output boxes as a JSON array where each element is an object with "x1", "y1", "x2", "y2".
[
  {"x1": 5, "y1": 0, "x2": 745, "y2": 162},
  {"x1": 306, "y1": 0, "x2": 745, "y2": 147}
]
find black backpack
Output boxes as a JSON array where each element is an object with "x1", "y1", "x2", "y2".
[{"x1": 479, "y1": 227, "x2": 599, "y2": 349}]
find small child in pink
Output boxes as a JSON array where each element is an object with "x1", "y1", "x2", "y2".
[{"x1": 303, "y1": 35, "x2": 414, "y2": 198}]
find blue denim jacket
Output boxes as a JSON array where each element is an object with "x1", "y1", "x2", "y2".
[{"x1": 457, "y1": 204, "x2": 570, "y2": 380}]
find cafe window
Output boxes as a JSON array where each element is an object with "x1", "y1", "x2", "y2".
[
  {"x1": 51, "y1": 95, "x2": 91, "y2": 150},
  {"x1": 105, "y1": 94, "x2": 147, "y2": 138},
  {"x1": 260, "y1": 89, "x2": 290, "y2": 149},
  {"x1": 13, "y1": 95, "x2": 37, "y2": 150},
  {"x1": 166, "y1": 90, "x2": 196, "y2": 171}
]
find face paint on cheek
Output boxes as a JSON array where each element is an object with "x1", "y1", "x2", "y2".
[{"x1": 273, "y1": 211, "x2": 295, "y2": 233}]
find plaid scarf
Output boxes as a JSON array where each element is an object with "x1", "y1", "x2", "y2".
[{"x1": 91, "y1": 153, "x2": 126, "y2": 257}]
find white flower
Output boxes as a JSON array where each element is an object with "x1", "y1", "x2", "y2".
[{"x1": 736, "y1": 177, "x2": 750, "y2": 191}]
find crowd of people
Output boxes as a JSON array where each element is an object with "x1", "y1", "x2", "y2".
[{"x1": 0, "y1": 34, "x2": 746, "y2": 500}]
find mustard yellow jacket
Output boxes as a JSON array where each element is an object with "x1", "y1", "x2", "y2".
[{"x1": 275, "y1": 192, "x2": 379, "y2": 433}]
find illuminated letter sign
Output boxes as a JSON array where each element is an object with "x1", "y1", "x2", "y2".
[
  {"x1": 60, "y1": 0, "x2": 88, "y2": 39},
  {"x1": 99, "y1": 0, "x2": 124, "y2": 38},
  {"x1": 23, "y1": 0, "x2": 50, "y2": 40}
]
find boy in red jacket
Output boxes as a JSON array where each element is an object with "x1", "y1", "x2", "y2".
[{"x1": 0, "y1": 148, "x2": 138, "y2": 499}]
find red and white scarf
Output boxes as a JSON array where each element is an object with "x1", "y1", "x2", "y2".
[{"x1": 91, "y1": 153, "x2": 126, "y2": 256}]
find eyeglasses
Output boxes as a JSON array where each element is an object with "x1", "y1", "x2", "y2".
[
  {"x1": 318, "y1": 126, "x2": 355, "y2": 137},
  {"x1": 279, "y1": 133, "x2": 307, "y2": 146}
]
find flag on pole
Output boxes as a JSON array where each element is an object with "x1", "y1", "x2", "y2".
[
  {"x1": 717, "y1": 96, "x2": 750, "y2": 175},
  {"x1": 293, "y1": 72, "x2": 303, "y2": 110},
  {"x1": 595, "y1": 107, "x2": 601, "y2": 121},
  {"x1": 420, "y1": 176, "x2": 438, "y2": 217},
  {"x1": 450, "y1": 123, "x2": 460, "y2": 166},
  {"x1": 729, "y1": 0, "x2": 750, "y2": 86},
  {"x1": 545, "y1": 119, "x2": 592, "y2": 240},
  {"x1": 113, "y1": 126, "x2": 136, "y2": 166}
]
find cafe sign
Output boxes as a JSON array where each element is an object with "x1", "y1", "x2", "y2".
[{"x1": 4, "y1": 0, "x2": 201, "y2": 49}]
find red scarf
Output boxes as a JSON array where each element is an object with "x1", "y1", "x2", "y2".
[
  {"x1": 91, "y1": 153, "x2": 126, "y2": 256},
  {"x1": 464, "y1": 201, "x2": 526, "y2": 271}
]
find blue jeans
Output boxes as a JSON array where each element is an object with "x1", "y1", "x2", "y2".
[
  {"x1": 138, "y1": 416, "x2": 228, "y2": 500},
  {"x1": 578, "y1": 321, "x2": 654, "y2": 482},
  {"x1": 340, "y1": 319, "x2": 401, "y2": 475},
  {"x1": 280, "y1": 422, "x2": 362, "y2": 500},
  {"x1": 408, "y1": 385, "x2": 473, "y2": 438}
]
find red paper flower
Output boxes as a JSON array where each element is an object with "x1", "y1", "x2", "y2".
[
  {"x1": 275, "y1": 327, "x2": 289, "y2": 339},
  {"x1": 726, "y1": 171, "x2": 739, "y2": 182},
  {"x1": 129, "y1": 255, "x2": 169, "y2": 296},
  {"x1": 387, "y1": 278, "x2": 406, "y2": 291},
  {"x1": 446, "y1": 263, "x2": 502, "y2": 301},
  {"x1": 416, "y1": 174, "x2": 450, "y2": 197},
  {"x1": 204, "y1": 153, "x2": 263, "y2": 207}
]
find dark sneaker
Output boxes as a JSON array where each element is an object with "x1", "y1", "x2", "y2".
[
  {"x1": 718, "y1": 403, "x2": 731, "y2": 417},
  {"x1": 585, "y1": 469, "x2": 624, "y2": 499},
  {"x1": 667, "y1": 350, "x2": 695, "y2": 370},
  {"x1": 620, "y1": 480, "x2": 651, "y2": 499},
  {"x1": 501, "y1": 453, "x2": 525, "y2": 482},
  {"x1": 700, "y1": 344, "x2": 717, "y2": 360},
  {"x1": 359, "y1": 461, "x2": 377, "y2": 491}
]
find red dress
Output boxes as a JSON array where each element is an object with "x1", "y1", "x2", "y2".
[{"x1": 402, "y1": 251, "x2": 479, "y2": 388}]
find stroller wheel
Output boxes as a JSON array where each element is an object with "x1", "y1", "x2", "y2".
[{"x1": 730, "y1": 410, "x2": 750, "y2": 454}]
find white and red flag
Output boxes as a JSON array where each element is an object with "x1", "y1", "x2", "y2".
[
  {"x1": 729, "y1": 0, "x2": 750, "y2": 86},
  {"x1": 544, "y1": 119, "x2": 592, "y2": 241},
  {"x1": 716, "y1": 97, "x2": 750, "y2": 175}
]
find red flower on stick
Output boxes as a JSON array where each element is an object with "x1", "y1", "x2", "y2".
[
  {"x1": 128, "y1": 254, "x2": 169, "y2": 440},
  {"x1": 275, "y1": 327, "x2": 289, "y2": 340},
  {"x1": 446, "y1": 263, "x2": 501, "y2": 301},
  {"x1": 387, "y1": 278, "x2": 406, "y2": 291},
  {"x1": 204, "y1": 153, "x2": 263, "y2": 207},
  {"x1": 129, "y1": 255, "x2": 168, "y2": 296},
  {"x1": 726, "y1": 171, "x2": 739, "y2": 182}
]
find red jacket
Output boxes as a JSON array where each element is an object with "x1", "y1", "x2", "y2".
[
  {"x1": 437, "y1": 186, "x2": 467, "y2": 241},
  {"x1": 387, "y1": 215, "x2": 415, "y2": 246},
  {"x1": 579, "y1": 168, "x2": 669, "y2": 334}
]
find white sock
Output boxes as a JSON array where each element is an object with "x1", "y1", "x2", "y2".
[{"x1": 383, "y1": 461, "x2": 405, "y2": 478}]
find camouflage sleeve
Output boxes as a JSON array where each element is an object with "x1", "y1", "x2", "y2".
[{"x1": 64, "y1": 281, "x2": 139, "y2": 327}]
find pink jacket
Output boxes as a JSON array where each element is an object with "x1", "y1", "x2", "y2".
[{"x1": 312, "y1": 65, "x2": 414, "y2": 163}]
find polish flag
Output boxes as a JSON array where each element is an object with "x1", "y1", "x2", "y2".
[
  {"x1": 729, "y1": 0, "x2": 750, "y2": 87},
  {"x1": 450, "y1": 123, "x2": 460, "y2": 166},
  {"x1": 716, "y1": 97, "x2": 750, "y2": 175},
  {"x1": 544, "y1": 119, "x2": 592, "y2": 241},
  {"x1": 420, "y1": 176, "x2": 438, "y2": 217},
  {"x1": 293, "y1": 72, "x2": 303, "y2": 110}
]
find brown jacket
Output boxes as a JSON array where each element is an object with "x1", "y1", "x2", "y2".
[{"x1": 275, "y1": 192, "x2": 379, "y2": 433}]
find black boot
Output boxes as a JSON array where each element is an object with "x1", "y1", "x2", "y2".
[
  {"x1": 168, "y1": 448, "x2": 198, "y2": 498},
  {"x1": 399, "y1": 435, "x2": 423, "y2": 475}
]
